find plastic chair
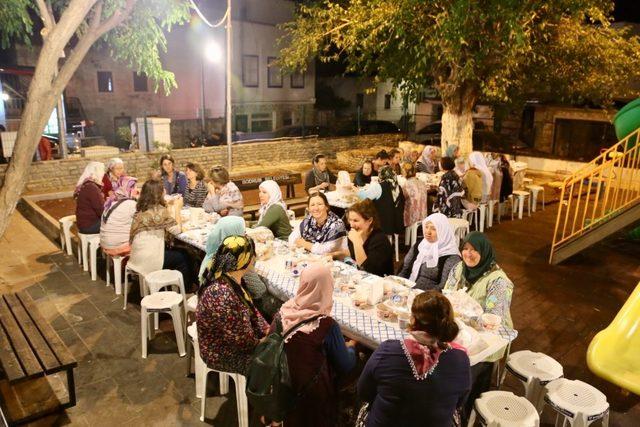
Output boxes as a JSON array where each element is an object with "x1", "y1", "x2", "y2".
[
  {"x1": 487, "y1": 200, "x2": 499, "y2": 228},
  {"x1": 587, "y1": 282, "x2": 640, "y2": 396},
  {"x1": 447, "y1": 217, "x2": 470, "y2": 244},
  {"x1": 512, "y1": 191, "x2": 531, "y2": 219},
  {"x1": 505, "y1": 350, "x2": 564, "y2": 413},
  {"x1": 140, "y1": 291, "x2": 186, "y2": 358},
  {"x1": 77, "y1": 233, "x2": 100, "y2": 280},
  {"x1": 105, "y1": 253, "x2": 125, "y2": 295},
  {"x1": 527, "y1": 185, "x2": 545, "y2": 212},
  {"x1": 186, "y1": 294, "x2": 198, "y2": 325},
  {"x1": 200, "y1": 364, "x2": 248, "y2": 427},
  {"x1": 544, "y1": 378, "x2": 609, "y2": 427},
  {"x1": 123, "y1": 262, "x2": 147, "y2": 310},
  {"x1": 404, "y1": 221, "x2": 420, "y2": 247},
  {"x1": 468, "y1": 390, "x2": 539, "y2": 426},
  {"x1": 59, "y1": 215, "x2": 76, "y2": 256},
  {"x1": 145, "y1": 269, "x2": 187, "y2": 322},
  {"x1": 186, "y1": 324, "x2": 229, "y2": 399}
]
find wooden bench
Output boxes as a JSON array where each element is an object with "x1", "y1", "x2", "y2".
[
  {"x1": 232, "y1": 171, "x2": 303, "y2": 199},
  {"x1": 0, "y1": 291, "x2": 77, "y2": 425},
  {"x1": 243, "y1": 197, "x2": 308, "y2": 221}
]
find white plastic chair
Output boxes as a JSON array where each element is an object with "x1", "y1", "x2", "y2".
[
  {"x1": 447, "y1": 217, "x2": 470, "y2": 244},
  {"x1": 468, "y1": 390, "x2": 539, "y2": 426},
  {"x1": 105, "y1": 253, "x2": 125, "y2": 295},
  {"x1": 186, "y1": 324, "x2": 229, "y2": 399},
  {"x1": 544, "y1": 379, "x2": 609, "y2": 427},
  {"x1": 186, "y1": 294, "x2": 198, "y2": 325},
  {"x1": 145, "y1": 269, "x2": 187, "y2": 322},
  {"x1": 200, "y1": 364, "x2": 248, "y2": 427},
  {"x1": 404, "y1": 221, "x2": 420, "y2": 247},
  {"x1": 123, "y1": 262, "x2": 147, "y2": 310},
  {"x1": 527, "y1": 185, "x2": 545, "y2": 212},
  {"x1": 140, "y1": 291, "x2": 186, "y2": 358},
  {"x1": 487, "y1": 199, "x2": 499, "y2": 228},
  {"x1": 512, "y1": 190, "x2": 531, "y2": 219},
  {"x1": 504, "y1": 350, "x2": 564, "y2": 413},
  {"x1": 59, "y1": 215, "x2": 76, "y2": 256},
  {"x1": 77, "y1": 233, "x2": 100, "y2": 280}
]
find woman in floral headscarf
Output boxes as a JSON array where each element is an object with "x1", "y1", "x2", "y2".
[
  {"x1": 100, "y1": 176, "x2": 139, "y2": 256},
  {"x1": 196, "y1": 235, "x2": 269, "y2": 375}
]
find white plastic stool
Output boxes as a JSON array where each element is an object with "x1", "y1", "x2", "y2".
[
  {"x1": 527, "y1": 185, "x2": 545, "y2": 212},
  {"x1": 186, "y1": 324, "x2": 229, "y2": 399},
  {"x1": 505, "y1": 350, "x2": 564, "y2": 413},
  {"x1": 140, "y1": 291, "x2": 186, "y2": 358},
  {"x1": 59, "y1": 215, "x2": 76, "y2": 256},
  {"x1": 468, "y1": 390, "x2": 540, "y2": 427},
  {"x1": 105, "y1": 253, "x2": 125, "y2": 295},
  {"x1": 186, "y1": 294, "x2": 198, "y2": 324},
  {"x1": 487, "y1": 200, "x2": 499, "y2": 228},
  {"x1": 404, "y1": 221, "x2": 420, "y2": 247},
  {"x1": 77, "y1": 233, "x2": 100, "y2": 280},
  {"x1": 544, "y1": 379, "x2": 609, "y2": 427},
  {"x1": 123, "y1": 262, "x2": 146, "y2": 310},
  {"x1": 512, "y1": 191, "x2": 531, "y2": 219},
  {"x1": 448, "y1": 217, "x2": 470, "y2": 244},
  {"x1": 200, "y1": 365, "x2": 248, "y2": 427},
  {"x1": 145, "y1": 269, "x2": 187, "y2": 323},
  {"x1": 497, "y1": 195, "x2": 516, "y2": 223},
  {"x1": 387, "y1": 234, "x2": 400, "y2": 262}
]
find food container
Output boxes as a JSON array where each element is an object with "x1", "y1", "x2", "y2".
[
  {"x1": 480, "y1": 313, "x2": 502, "y2": 331},
  {"x1": 376, "y1": 303, "x2": 397, "y2": 322}
]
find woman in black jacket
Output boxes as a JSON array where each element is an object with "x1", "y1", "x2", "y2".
[{"x1": 373, "y1": 166, "x2": 405, "y2": 236}]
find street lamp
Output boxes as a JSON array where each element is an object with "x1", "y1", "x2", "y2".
[
  {"x1": 1, "y1": 93, "x2": 9, "y2": 101},
  {"x1": 201, "y1": 40, "x2": 222, "y2": 138}
]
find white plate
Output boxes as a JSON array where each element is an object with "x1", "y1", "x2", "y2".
[{"x1": 384, "y1": 275, "x2": 416, "y2": 289}]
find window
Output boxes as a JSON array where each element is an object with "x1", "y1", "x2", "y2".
[
  {"x1": 235, "y1": 114, "x2": 249, "y2": 132},
  {"x1": 133, "y1": 72, "x2": 148, "y2": 92},
  {"x1": 242, "y1": 55, "x2": 259, "y2": 87},
  {"x1": 97, "y1": 71, "x2": 113, "y2": 92},
  {"x1": 282, "y1": 110, "x2": 293, "y2": 126},
  {"x1": 291, "y1": 72, "x2": 305, "y2": 89},
  {"x1": 267, "y1": 57, "x2": 282, "y2": 88},
  {"x1": 384, "y1": 94, "x2": 392, "y2": 110},
  {"x1": 356, "y1": 93, "x2": 364, "y2": 109},
  {"x1": 251, "y1": 113, "x2": 273, "y2": 132}
]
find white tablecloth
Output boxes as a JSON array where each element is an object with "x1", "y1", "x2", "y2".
[{"x1": 324, "y1": 190, "x2": 356, "y2": 209}]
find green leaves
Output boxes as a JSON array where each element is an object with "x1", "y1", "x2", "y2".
[{"x1": 0, "y1": 0, "x2": 33, "y2": 49}]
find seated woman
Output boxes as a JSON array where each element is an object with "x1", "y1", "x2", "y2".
[
  {"x1": 444, "y1": 231, "x2": 514, "y2": 415},
  {"x1": 416, "y1": 146, "x2": 439, "y2": 174},
  {"x1": 498, "y1": 155, "x2": 514, "y2": 203},
  {"x1": 183, "y1": 162, "x2": 208, "y2": 208},
  {"x1": 269, "y1": 264, "x2": 356, "y2": 426},
  {"x1": 288, "y1": 192, "x2": 347, "y2": 256},
  {"x1": 203, "y1": 165, "x2": 244, "y2": 216},
  {"x1": 354, "y1": 160, "x2": 373, "y2": 187},
  {"x1": 445, "y1": 144, "x2": 460, "y2": 160},
  {"x1": 433, "y1": 157, "x2": 465, "y2": 218},
  {"x1": 358, "y1": 291, "x2": 471, "y2": 426},
  {"x1": 100, "y1": 176, "x2": 139, "y2": 256},
  {"x1": 75, "y1": 161, "x2": 106, "y2": 234},
  {"x1": 304, "y1": 154, "x2": 337, "y2": 194},
  {"x1": 462, "y1": 157, "x2": 484, "y2": 211},
  {"x1": 467, "y1": 152, "x2": 493, "y2": 204},
  {"x1": 373, "y1": 166, "x2": 405, "y2": 237},
  {"x1": 255, "y1": 180, "x2": 292, "y2": 239},
  {"x1": 398, "y1": 213, "x2": 461, "y2": 291},
  {"x1": 400, "y1": 162, "x2": 428, "y2": 229},
  {"x1": 129, "y1": 179, "x2": 193, "y2": 287},
  {"x1": 101, "y1": 157, "x2": 125, "y2": 199},
  {"x1": 196, "y1": 235, "x2": 269, "y2": 375},
  {"x1": 159, "y1": 154, "x2": 187, "y2": 197},
  {"x1": 345, "y1": 199, "x2": 393, "y2": 277}
]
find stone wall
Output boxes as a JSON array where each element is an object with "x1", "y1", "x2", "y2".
[{"x1": 1, "y1": 134, "x2": 401, "y2": 194}]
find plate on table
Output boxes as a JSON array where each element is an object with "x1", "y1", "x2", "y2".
[{"x1": 383, "y1": 276, "x2": 416, "y2": 289}]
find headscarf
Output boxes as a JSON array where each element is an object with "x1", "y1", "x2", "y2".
[
  {"x1": 409, "y1": 213, "x2": 460, "y2": 282},
  {"x1": 300, "y1": 211, "x2": 346, "y2": 244},
  {"x1": 403, "y1": 331, "x2": 466, "y2": 378},
  {"x1": 279, "y1": 264, "x2": 334, "y2": 342},
  {"x1": 461, "y1": 231, "x2": 496, "y2": 285},
  {"x1": 468, "y1": 152, "x2": 494, "y2": 198},
  {"x1": 258, "y1": 180, "x2": 287, "y2": 221},
  {"x1": 74, "y1": 161, "x2": 105, "y2": 197},
  {"x1": 198, "y1": 216, "x2": 246, "y2": 282},
  {"x1": 200, "y1": 235, "x2": 256, "y2": 307},
  {"x1": 419, "y1": 146, "x2": 439, "y2": 174},
  {"x1": 445, "y1": 144, "x2": 459, "y2": 159},
  {"x1": 379, "y1": 165, "x2": 400, "y2": 202},
  {"x1": 104, "y1": 176, "x2": 137, "y2": 212}
]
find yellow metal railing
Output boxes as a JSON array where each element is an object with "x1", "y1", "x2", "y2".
[{"x1": 549, "y1": 128, "x2": 640, "y2": 263}]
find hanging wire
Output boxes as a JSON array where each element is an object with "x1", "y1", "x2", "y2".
[{"x1": 190, "y1": 0, "x2": 229, "y2": 28}]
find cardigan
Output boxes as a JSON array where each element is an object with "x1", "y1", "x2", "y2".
[
  {"x1": 256, "y1": 204, "x2": 293, "y2": 239},
  {"x1": 75, "y1": 181, "x2": 104, "y2": 232},
  {"x1": 358, "y1": 340, "x2": 471, "y2": 427},
  {"x1": 348, "y1": 229, "x2": 394, "y2": 277},
  {"x1": 184, "y1": 180, "x2": 208, "y2": 208},
  {"x1": 373, "y1": 181, "x2": 405, "y2": 235},
  {"x1": 397, "y1": 243, "x2": 461, "y2": 291}
]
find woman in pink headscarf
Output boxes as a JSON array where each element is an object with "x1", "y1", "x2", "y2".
[
  {"x1": 268, "y1": 264, "x2": 356, "y2": 426},
  {"x1": 99, "y1": 176, "x2": 139, "y2": 256}
]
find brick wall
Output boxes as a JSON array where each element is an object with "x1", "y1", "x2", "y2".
[{"x1": 0, "y1": 134, "x2": 401, "y2": 194}]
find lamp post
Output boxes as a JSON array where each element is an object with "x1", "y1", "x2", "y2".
[
  {"x1": 225, "y1": 0, "x2": 232, "y2": 170},
  {"x1": 201, "y1": 40, "x2": 222, "y2": 140}
]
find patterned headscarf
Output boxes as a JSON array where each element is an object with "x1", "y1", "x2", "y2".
[
  {"x1": 198, "y1": 217, "x2": 246, "y2": 282},
  {"x1": 445, "y1": 144, "x2": 459, "y2": 159},
  {"x1": 300, "y1": 211, "x2": 346, "y2": 244},
  {"x1": 258, "y1": 180, "x2": 288, "y2": 222},
  {"x1": 104, "y1": 176, "x2": 137, "y2": 212},
  {"x1": 462, "y1": 232, "x2": 496, "y2": 285},
  {"x1": 379, "y1": 165, "x2": 401, "y2": 202}
]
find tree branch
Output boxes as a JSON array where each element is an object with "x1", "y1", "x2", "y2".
[
  {"x1": 35, "y1": 0, "x2": 55, "y2": 30},
  {"x1": 90, "y1": 1, "x2": 103, "y2": 30},
  {"x1": 96, "y1": 0, "x2": 137, "y2": 35}
]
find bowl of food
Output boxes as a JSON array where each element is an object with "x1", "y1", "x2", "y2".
[{"x1": 376, "y1": 303, "x2": 397, "y2": 322}]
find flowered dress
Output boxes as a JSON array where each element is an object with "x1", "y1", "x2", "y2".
[{"x1": 402, "y1": 177, "x2": 429, "y2": 227}]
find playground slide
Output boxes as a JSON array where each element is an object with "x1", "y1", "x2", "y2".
[{"x1": 587, "y1": 282, "x2": 640, "y2": 396}]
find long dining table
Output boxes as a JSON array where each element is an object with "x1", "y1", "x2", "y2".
[{"x1": 175, "y1": 217, "x2": 518, "y2": 366}]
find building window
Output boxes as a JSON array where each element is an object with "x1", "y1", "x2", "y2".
[
  {"x1": 356, "y1": 93, "x2": 364, "y2": 109},
  {"x1": 235, "y1": 114, "x2": 249, "y2": 132},
  {"x1": 242, "y1": 55, "x2": 259, "y2": 87},
  {"x1": 133, "y1": 72, "x2": 148, "y2": 92},
  {"x1": 97, "y1": 71, "x2": 113, "y2": 92},
  {"x1": 267, "y1": 57, "x2": 282, "y2": 88},
  {"x1": 251, "y1": 113, "x2": 273, "y2": 132},
  {"x1": 384, "y1": 94, "x2": 392, "y2": 110},
  {"x1": 291, "y1": 72, "x2": 305, "y2": 89},
  {"x1": 283, "y1": 110, "x2": 293, "y2": 126}
]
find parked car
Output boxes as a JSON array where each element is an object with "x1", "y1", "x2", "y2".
[{"x1": 413, "y1": 121, "x2": 526, "y2": 152}]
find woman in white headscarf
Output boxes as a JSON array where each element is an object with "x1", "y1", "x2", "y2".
[
  {"x1": 74, "y1": 162, "x2": 106, "y2": 234},
  {"x1": 467, "y1": 151, "x2": 494, "y2": 202},
  {"x1": 416, "y1": 146, "x2": 440, "y2": 174},
  {"x1": 255, "y1": 180, "x2": 292, "y2": 239},
  {"x1": 397, "y1": 213, "x2": 461, "y2": 291}
]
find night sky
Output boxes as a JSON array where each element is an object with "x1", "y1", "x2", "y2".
[{"x1": 614, "y1": 0, "x2": 640, "y2": 22}]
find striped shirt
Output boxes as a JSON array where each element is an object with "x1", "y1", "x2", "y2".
[{"x1": 184, "y1": 180, "x2": 208, "y2": 208}]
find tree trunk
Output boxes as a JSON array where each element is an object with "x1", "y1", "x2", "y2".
[{"x1": 440, "y1": 87, "x2": 476, "y2": 155}]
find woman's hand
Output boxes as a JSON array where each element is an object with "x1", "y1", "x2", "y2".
[
  {"x1": 348, "y1": 228, "x2": 363, "y2": 245},
  {"x1": 219, "y1": 208, "x2": 229, "y2": 217},
  {"x1": 295, "y1": 238, "x2": 312, "y2": 251}
]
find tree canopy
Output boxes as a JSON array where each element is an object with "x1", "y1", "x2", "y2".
[{"x1": 279, "y1": 0, "x2": 640, "y2": 111}]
